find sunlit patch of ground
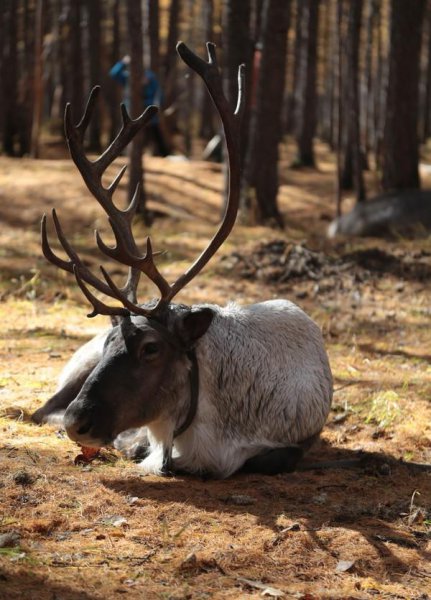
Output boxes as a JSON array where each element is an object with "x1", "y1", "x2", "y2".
[{"x1": 0, "y1": 143, "x2": 430, "y2": 599}]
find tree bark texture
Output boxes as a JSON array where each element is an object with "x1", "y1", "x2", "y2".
[
  {"x1": 222, "y1": 0, "x2": 253, "y2": 167},
  {"x1": 294, "y1": 0, "x2": 319, "y2": 167},
  {"x1": 31, "y1": 0, "x2": 44, "y2": 158},
  {"x1": 341, "y1": 0, "x2": 365, "y2": 201},
  {"x1": 242, "y1": 0, "x2": 290, "y2": 227},
  {"x1": 199, "y1": 0, "x2": 216, "y2": 139},
  {"x1": 67, "y1": 0, "x2": 84, "y2": 121},
  {"x1": 86, "y1": 0, "x2": 102, "y2": 151},
  {"x1": 147, "y1": 0, "x2": 160, "y2": 76},
  {"x1": 381, "y1": 0, "x2": 425, "y2": 191},
  {"x1": 164, "y1": 0, "x2": 180, "y2": 107},
  {"x1": 126, "y1": 0, "x2": 146, "y2": 217},
  {"x1": 3, "y1": 0, "x2": 18, "y2": 155}
]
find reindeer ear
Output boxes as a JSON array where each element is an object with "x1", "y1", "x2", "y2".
[{"x1": 177, "y1": 307, "x2": 214, "y2": 346}]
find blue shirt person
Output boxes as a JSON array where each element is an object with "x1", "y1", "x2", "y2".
[{"x1": 109, "y1": 56, "x2": 170, "y2": 156}]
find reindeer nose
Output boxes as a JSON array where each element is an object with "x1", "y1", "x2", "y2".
[{"x1": 63, "y1": 406, "x2": 93, "y2": 443}]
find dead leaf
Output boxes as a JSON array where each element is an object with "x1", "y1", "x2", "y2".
[{"x1": 74, "y1": 446, "x2": 101, "y2": 465}]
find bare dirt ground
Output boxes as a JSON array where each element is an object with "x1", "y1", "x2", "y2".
[{"x1": 0, "y1": 143, "x2": 430, "y2": 600}]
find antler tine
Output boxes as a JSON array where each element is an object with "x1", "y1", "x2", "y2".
[
  {"x1": 96, "y1": 223, "x2": 172, "y2": 301},
  {"x1": 73, "y1": 266, "x2": 129, "y2": 319},
  {"x1": 74, "y1": 85, "x2": 101, "y2": 141},
  {"x1": 42, "y1": 210, "x2": 122, "y2": 299},
  {"x1": 99, "y1": 266, "x2": 155, "y2": 317},
  {"x1": 43, "y1": 207, "x2": 144, "y2": 316},
  {"x1": 164, "y1": 42, "x2": 245, "y2": 302},
  {"x1": 95, "y1": 103, "x2": 158, "y2": 177}
]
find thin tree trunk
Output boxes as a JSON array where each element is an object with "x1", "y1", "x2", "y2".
[
  {"x1": 242, "y1": 0, "x2": 290, "y2": 227},
  {"x1": 107, "y1": 0, "x2": 121, "y2": 142},
  {"x1": 222, "y1": 0, "x2": 252, "y2": 168},
  {"x1": 199, "y1": 0, "x2": 216, "y2": 139},
  {"x1": 164, "y1": 0, "x2": 180, "y2": 107},
  {"x1": 19, "y1": 0, "x2": 35, "y2": 156},
  {"x1": 320, "y1": 0, "x2": 335, "y2": 147},
  {"x1": 374, "y1": 0, "x2": 384, "y2": 170},
  {"x1": 31, "y1": 0, "x2": 44, "y2": 158},
  {"x1": 335, "y1": 0, "x2": 343, "y2": 217},
  {"x1": 342, "y1": 0, "x2": 365, "y2": 201},
  {"x1": 69, "y1": 0, "x2": 84, "y2": 120},
  {"x1": 126, "y1": 0, "x2": 146, "y2": 218},
  {"x1": 147, "y1": 0, "x2": 160, "y2": 76},
  {"x1": 294, "y1": 0, "x2": 320, "y2": 167},
  {"x1": 422, "y1": 3, "x2": 431, "y2": 141},
  {"x1": 362, "y1": 0, "x2": 374, "y2": 166},
  {"x1": 86, "y1": 0, "x2": 102, "y2": 151},
  {"x1": 3, "y1": 0, "x2": 18, "y2": 155},
  {"x1": 287, "y1": 0, "x2": 304, "y2": 135},
  {"x1": 0, "y1": 0, "x2": 4, "y2": 151},
  {"x1": 381, "y1": 0, "x2": 425, "y2": 191}
]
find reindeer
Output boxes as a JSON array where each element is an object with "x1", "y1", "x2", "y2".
[{"x1": 32, "y1": 43, "x2": 333, "y2": 478}]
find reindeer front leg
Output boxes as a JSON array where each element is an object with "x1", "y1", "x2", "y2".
[{"x1": 138, "y1": 420, "x2": 175, "y2": 476}]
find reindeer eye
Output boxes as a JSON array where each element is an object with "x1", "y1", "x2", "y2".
[{"x1": 142, "y1": 342, "x2": 161, "y2": 360}]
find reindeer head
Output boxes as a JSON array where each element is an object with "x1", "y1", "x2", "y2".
[{"x1": 42, "y1": 43, "x2": 244, "y2": 447}]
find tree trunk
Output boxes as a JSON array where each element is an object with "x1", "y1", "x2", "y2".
[
  {"x1": 421, "y1": 3, "x2": 431, "y2": 141},
  {"x1": 335, "y1": 0, "x2": 343, "y2": 217},
  {"x1": 107, "y1": 0, "x2": 121, "y2": 142},
  {"x1": 3, "y1": 0, "x2": 18, "y2": 156},
  {"x1": 320, "y1": 0, "x2": 335, "y2": 147},
  {"x1": 241, "y1": 0, "x2": 290, "y2": 227},
  {"x1": 126, "y1": 0, "x2": 147, "y2": 218},
  {"x1": 381, "y1": 0, "x2": 425, "y2": 191},
  {"x1": 18, "y1": 0, "x2": 35, "y2": 157},
  {"x1": 199, "y1": 0, "x2": 216, "y2": 139},
  {"x1": 31, "y1": 0, "x2": 44, "y2": 158},
  {"x1": 164, "y1": 0, "x2": 180, "y2": 107},
  {"x1": 362, "y1": 0, "x2": 376, "y2": 163},
  {"x1": 86, "y1": 0, "x2": 102, "y2": 151},
  {"x1": 373, "y1": 0, "x2": 383, "y2": 169},
  {"x1": 222, "y1": 0, "x2": 252, "y2": 167},
  {"x1": 147, "y1": 0, "x2": 160, "y2": 76},
  {"x1": 68, "y1": 0, "x2": 84, "y2": 121},
  {"x1": 0, "y1": 0, "x2": 4, "y2": 151},
  {"x1": 294, "y1": 0, "x2": 320, "y2": 167},
  {"x1": 341, "y1": 0, "x2": 365, "y2": 201},
  {"x1": 287, "y1": 1, "x2": 303, "y2": 135}
]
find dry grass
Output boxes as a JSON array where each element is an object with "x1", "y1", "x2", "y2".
[{"x1": 0, "y1": 144, "x2": 430, "y2": 600}]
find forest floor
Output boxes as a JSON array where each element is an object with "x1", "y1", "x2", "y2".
[{"x1": 0, "y1": 141, "x2": 430, "y2": 600}]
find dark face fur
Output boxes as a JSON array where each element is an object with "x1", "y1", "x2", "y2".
[{"x1": 63, "y1": 305, "x2": 214, "y2": 448}]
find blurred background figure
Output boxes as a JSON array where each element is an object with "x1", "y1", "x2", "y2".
[{"x1": 110, "y1": 55, "x2": 171, "y2": 157}]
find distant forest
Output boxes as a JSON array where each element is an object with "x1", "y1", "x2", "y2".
[{"x1": 1, "y1": 0, "x2": 430, "y2": 230}]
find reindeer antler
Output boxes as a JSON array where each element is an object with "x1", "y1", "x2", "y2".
[{"x1": 42, "y1": 43, "x2": 245, "y2": 318}]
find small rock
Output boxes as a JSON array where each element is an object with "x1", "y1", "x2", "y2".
[
  {"x1": 335, "y1": 559, "x2": 355, "y2": 573},
  {"x1": 101, "y1": 515, "x2": 128, "y2": 528},
  {"x1": 127, "y1": 496, "x2": 139, "y2": 506}
]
